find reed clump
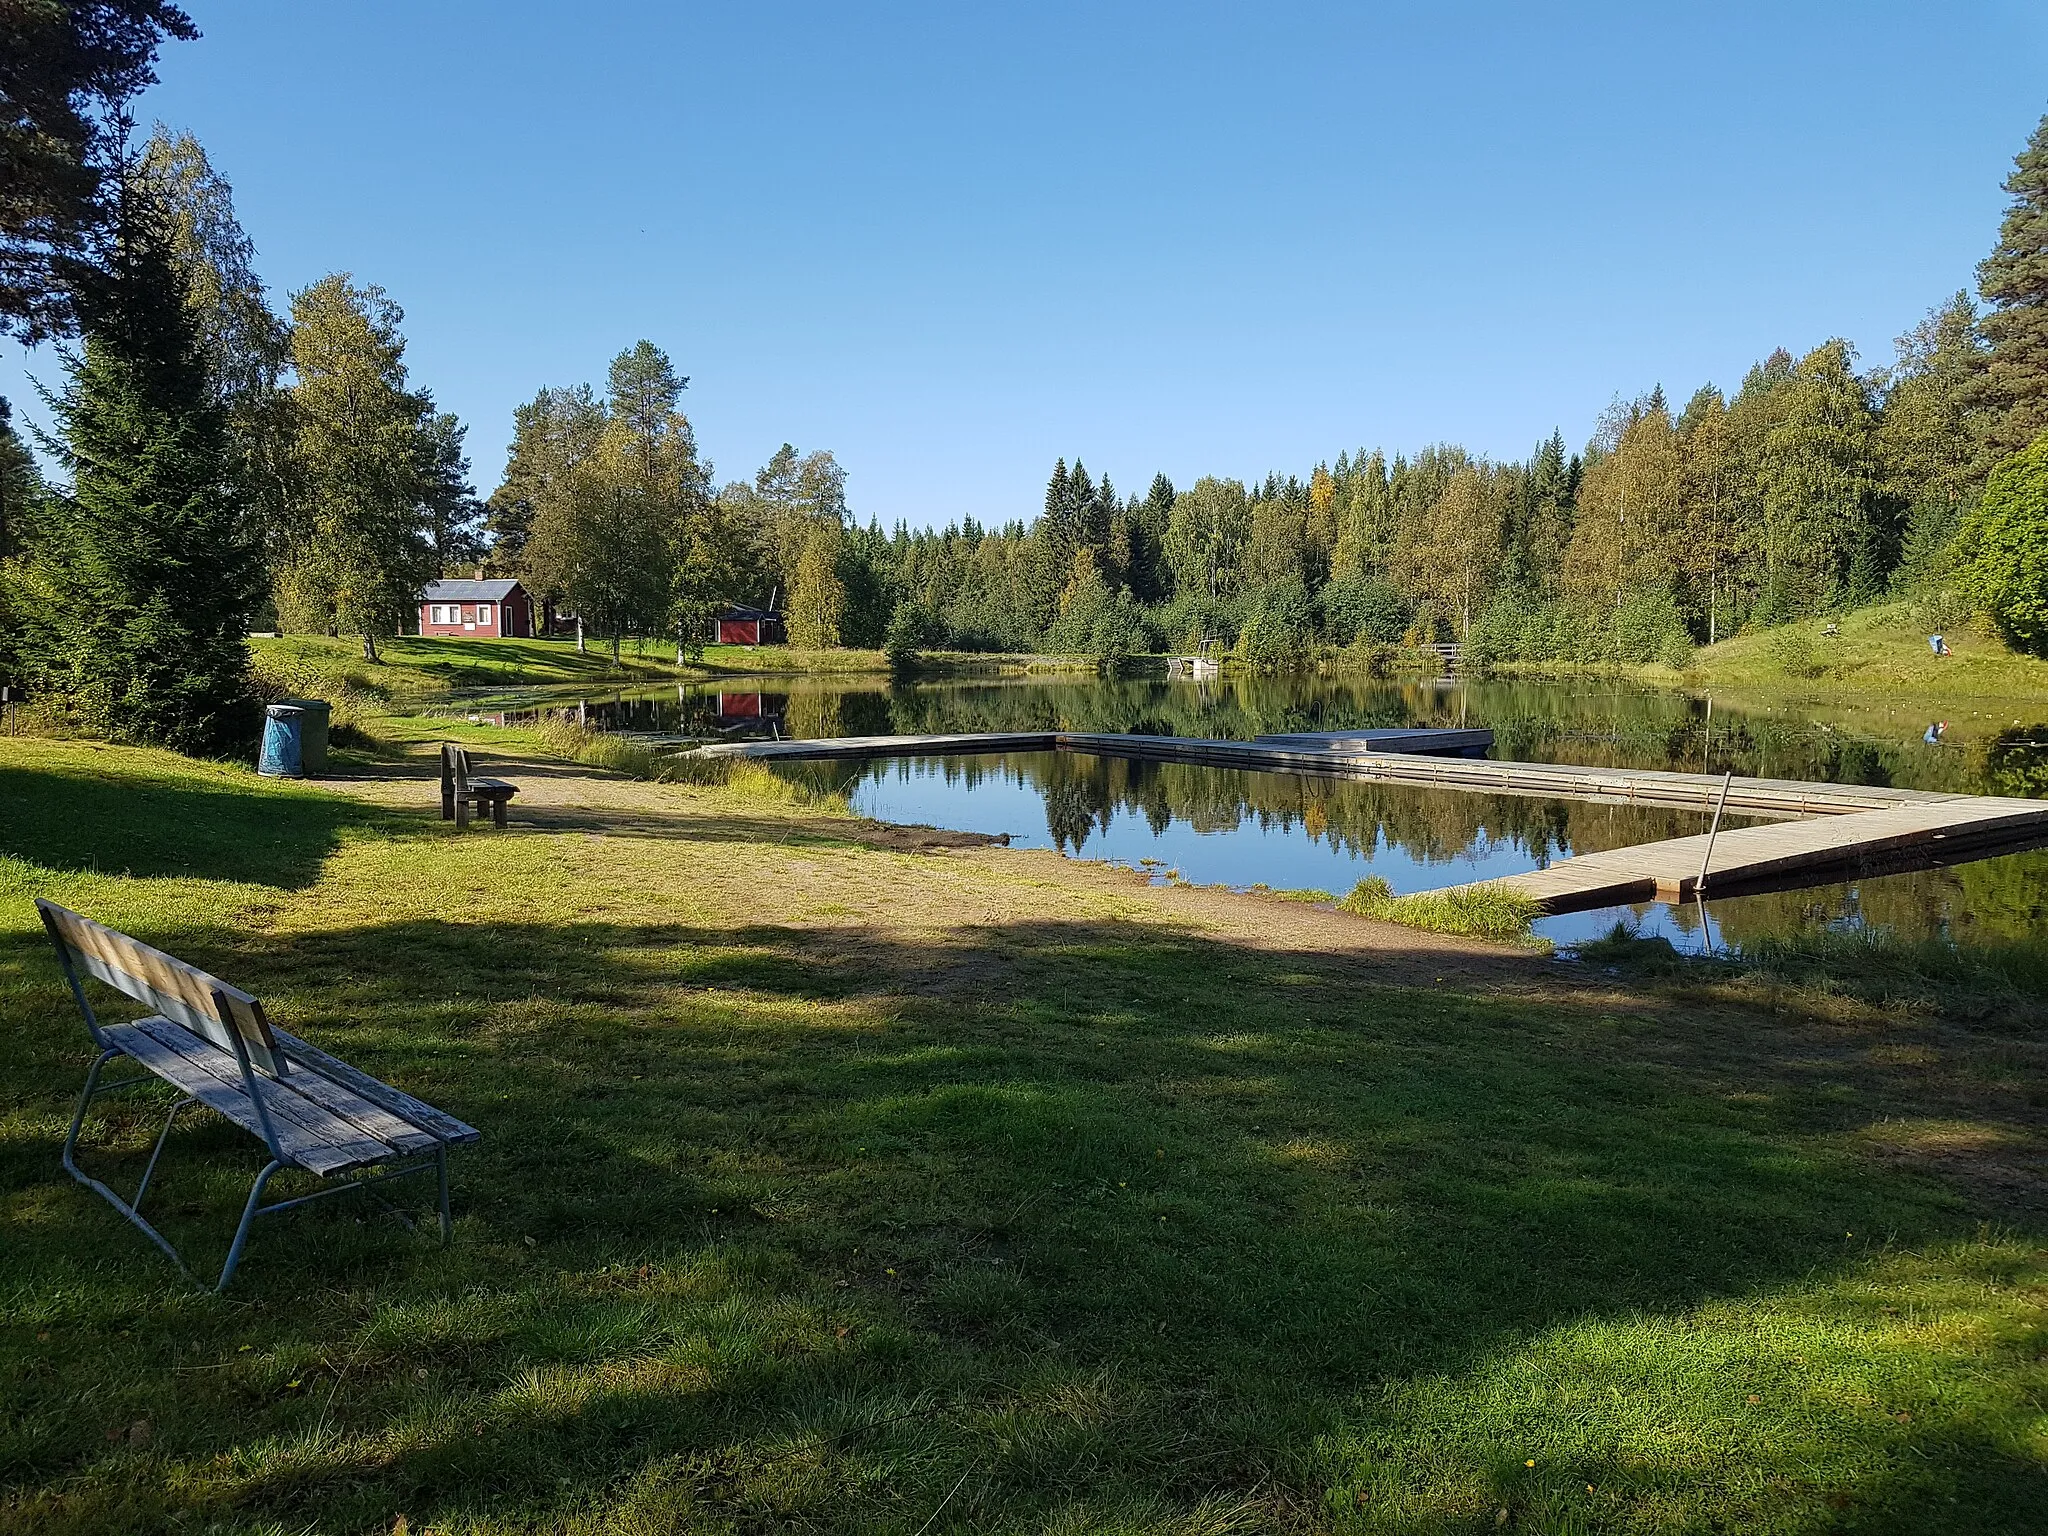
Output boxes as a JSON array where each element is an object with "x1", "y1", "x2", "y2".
[{"x1": 1340, "y1": 875, "x2": 1545, "y2": 943}]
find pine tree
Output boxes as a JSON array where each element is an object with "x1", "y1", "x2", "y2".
[
  {"x1": 1979, "y1": 112, "x2": 2048, "y2": 453},
  {"x1": 1880, "y1": 292, "x2": 1995, "y2": 589},
  {"x1": 1760, "y1": 341, "x2": 1884, "y2": 607},
  {"x1": 17, "y1": 185, "x2": 257, "y2": 750},
  {"x1": 487, "y1": 385, "x2": 604, "y2": 573}
]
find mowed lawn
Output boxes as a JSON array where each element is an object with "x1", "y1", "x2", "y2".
[{"x1": 1, "y1": 738, "x2": 2045, "y2": 1534}]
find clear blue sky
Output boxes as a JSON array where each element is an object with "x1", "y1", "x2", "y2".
[{"x1": 6, "y1": 1, "x2": 2047, "y2": 528}]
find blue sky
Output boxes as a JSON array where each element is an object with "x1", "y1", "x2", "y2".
[{"x1": 6, "y1": 1, "x2": 2048, "y2": 527}]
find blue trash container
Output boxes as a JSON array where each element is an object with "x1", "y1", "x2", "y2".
[{"x1": 258, "y1": 704, "x2": 305, "y2": 777}]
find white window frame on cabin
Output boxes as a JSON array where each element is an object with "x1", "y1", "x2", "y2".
[{"x1": 477, "y1": 603, "x2": 493, "y2": 625}]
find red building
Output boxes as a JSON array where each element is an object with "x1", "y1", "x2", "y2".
[
  {"x1": 419, "y1": 578, "x2": 534, "y2": 638},
  {"x1": 712, "y1": 605, "x2": 786, "y2": 645}
]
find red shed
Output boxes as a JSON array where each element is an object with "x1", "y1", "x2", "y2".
[
  {"x1": 713, "y1": 605, "x2": 786, "y2": 646},
  {"x1": 420, "y1": 578, "x2": 534, "y2": 639}
]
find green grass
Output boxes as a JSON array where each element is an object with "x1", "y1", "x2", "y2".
[
  {"x1": 251, "y1": 633, "x2": 696, "y2": 705},
  {"x1": 1339, "y1": 875, "x2": 1545, "y2": 944},
  {"x1": 2, "y1": 737, "x2": 2045, "y2": 1532},
  {"x1": 1540, "y1": 601, "x2": 2048, "y2": 701}
]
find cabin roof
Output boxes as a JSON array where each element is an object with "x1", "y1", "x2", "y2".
[{"x1": 423, "y1": 578, "x2": 523, "y2": 601}]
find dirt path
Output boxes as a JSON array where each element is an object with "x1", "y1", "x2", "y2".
[{"x1": 323, "y1": 738, "x2": 1548, "y2": 989}]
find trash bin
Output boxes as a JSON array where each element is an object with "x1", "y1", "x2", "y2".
[
  {"x1": 258, "y1": 704, "x2": 305, "y2": 778},
  {"x1": 280, "y1": 697, "x2": 331, "y2": 774}
]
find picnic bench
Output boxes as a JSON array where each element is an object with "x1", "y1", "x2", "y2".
[
  {"x1": 38, "y1": 898, "x2": 479, "y2": 1290},
  {"x1": 441, "y1": 742, "x2": 517, "y2": 828}
]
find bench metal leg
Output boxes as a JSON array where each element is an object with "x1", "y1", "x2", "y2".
[
  {"x1": 62, "y1": 1049, "x2": 195, "y2": 1282},
  {"x1": 217, "y1": 1159, "x2": 283, "y2": 1292},
  {"x1": 437, "y1": 1142, "x2": 452, "y2": 1243},
  {"x1": 133, "y1": 1099, "x2": 185, "y2": 1212}
]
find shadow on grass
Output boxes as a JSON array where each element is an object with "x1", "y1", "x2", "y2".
[
  {"x1": 0, "y1": 758, "x2": 374, "y2": 889},
  {"x1": 2, "y1": 910, "x2": 2043, "y2": 1533}
]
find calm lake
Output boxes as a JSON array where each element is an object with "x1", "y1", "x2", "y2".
[{"x1": 478, "y1": 672, "x2": 2048, "y2": 954}]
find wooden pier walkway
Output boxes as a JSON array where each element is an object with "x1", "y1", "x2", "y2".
[
  {"x1": 691, "y1": 726, "x2": 1496, "y2": 768},
  {"x1": 1451, "y1": 795, "x2": 2048, "y2": 914},
  {"x1": 681, "y1": 728, "x2": 2048, "y2": 913}
]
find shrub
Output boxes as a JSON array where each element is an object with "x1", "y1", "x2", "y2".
[
  {"x1": 1319, "y1": 576, "x2": 1410, "y2": 645},
  {"x1": 884, "y1": 600, "x2": 944, "y2": 670},
  {"x1": 1612, "y1": 586, "x2": 1689, "y2": 664},
  {"x1": 1957, "y1": 433, "x2": 2048, "y2": 656},
  {"x1": 1765, "y1": 628, "x2": 1823, "y2": 679},
  {"x1": 1234, "y1": 581, "x2": 1316, "y2": 668}
]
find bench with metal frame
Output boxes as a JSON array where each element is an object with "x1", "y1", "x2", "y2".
[
  {"x1": 38, "y1": 898, "x2": 480, "y2": 1291},
  {"x1": 441, "y1": 742, "x2": 517, "y2": 829}
]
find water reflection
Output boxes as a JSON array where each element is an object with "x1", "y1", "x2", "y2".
[
  {"x1": 479, "y1": 672, "x2": 2048, "y2": 955},
  {"x1": 496, "y1": 672, "x2": 2048, "y2": 801}
]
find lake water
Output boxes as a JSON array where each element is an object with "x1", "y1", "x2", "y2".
[{"x1": 481, "y1": 672, "x2": 2048, "y2": 955}]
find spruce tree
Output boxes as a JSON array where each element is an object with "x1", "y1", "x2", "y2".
[
  {"x1": 0, "y1": 398, "x2": 48, "y2": 683},
  {"x1": 0, "y1": 397, "x2": 43, "y2": 563},
  {"x1": 21, "y1": 187, "x2": 257, "y2": 752},
  {"x1": 1979, "y1": 112, "x2": 2048, "y2": 453}
]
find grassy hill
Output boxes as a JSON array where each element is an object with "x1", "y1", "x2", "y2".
[{"x1": 1612, "y1": 603, "x2": 2048, "y2": 700}]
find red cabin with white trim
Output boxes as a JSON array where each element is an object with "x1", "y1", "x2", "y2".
[{"x1": 419, "y1": 578, "x2": 534, "y2": 639}]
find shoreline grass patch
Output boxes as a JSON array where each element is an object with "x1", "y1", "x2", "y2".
[{"x1": 1339, "y1": 874, "x2": 1544, "y2": 943}]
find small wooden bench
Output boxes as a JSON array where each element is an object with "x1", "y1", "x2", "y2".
[
  {"x1": 441, "y1": 742, "x2": 517, "y2": 828},
  {"x1": 38, "y1": 899, "x2": 480, "y2": 1290}
]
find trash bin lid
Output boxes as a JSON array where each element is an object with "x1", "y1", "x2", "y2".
[{"x1": 265, "y1": 703, "x2": 305, "y2": 719}]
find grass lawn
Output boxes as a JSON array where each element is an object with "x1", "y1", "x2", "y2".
[
  {"x1": 250, "y1": 635, "x2": 700, "y2": 704},
  {"x1": 2, "y1": 735, "x2": 2046, "y2": 1533},
  {"x1": 1625, "y1": 603, "x2": 2048, "y2": 702}
]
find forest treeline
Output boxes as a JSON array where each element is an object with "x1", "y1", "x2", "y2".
[{"x1": 479, "y1": 112, "x2": 2048, "y2": 670}]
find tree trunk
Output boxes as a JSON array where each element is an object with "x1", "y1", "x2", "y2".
[
  {"x1": 610, "y1": 628, "x2": 621, "y2": 663},
  {"x1": 576, "y1": 617, "x2": 585, "y2": 654},
  {"x1": 361, "y1": 631, "x2": 381, "y2": 664}
]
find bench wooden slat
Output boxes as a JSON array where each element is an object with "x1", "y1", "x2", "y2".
[
  {"x1": 40, "y1": 901, "x2": 281, "y2": 1076},
  {"x1": 111, "y1": 1019, "x2": 399, "y2": 1175},
  {"x1": 272, "y1": 1027, "x2": 481, "y2": 1145},
  {"x1": 254, "y1": 1049, "x2": 444, "y2": 1159}
]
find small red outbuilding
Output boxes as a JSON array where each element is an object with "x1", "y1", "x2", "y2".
[
  {"x1": 419, "y1": 578, "x2": 534, "y2": 639},
  {"x1": 712, "y1": 605, "x2": 786, "y2": 646}
]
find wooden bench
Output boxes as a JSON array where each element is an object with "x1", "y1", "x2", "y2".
[
  {"x1": 38, "y1": 899, "x2": 480, "y2": 1290},
  {"x1": 441, "y1": 742, "x2": 517, "y2": 828}
]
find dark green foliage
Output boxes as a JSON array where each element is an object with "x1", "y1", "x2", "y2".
[
  {"x1": 0, "y1": 396, "x2": 45, "y2": 564},
  {"x1": 1979, "y1": 112, "x2": 2048, "y2": 453},
  {"x1": 834, "y1": 519, "x2": 896, "y2": 648},
  {"x1": 1958, "y1": 433, "x2": 2048, "y2": 657},
  {"x1": 0, "y1": 0, "x2": 196, "y2": 342},
  {"x1": 14, "y1": 192, "x2": 258, "y2": 752},
  {"x1": 1319, "y1": 573, "x2": 1409, "y2": 644}
]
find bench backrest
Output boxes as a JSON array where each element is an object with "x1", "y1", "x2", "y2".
[
  {"x1": 442, "y1": 742, "x2": 471, "y2": 792},
  {"x1": 37, "y1": 899, "x2": 283, "y2": 1076}
]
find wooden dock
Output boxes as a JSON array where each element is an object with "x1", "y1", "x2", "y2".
[
  {"x1": 1448, "y1": 795, "x2": 2048, "y2": 914},
  {"x1": 692, "y1": 726, "x2": 1497, "y2": 767},
  {"x1": 682, "y1": 729, "x2": 2048, "y2": 911}
]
